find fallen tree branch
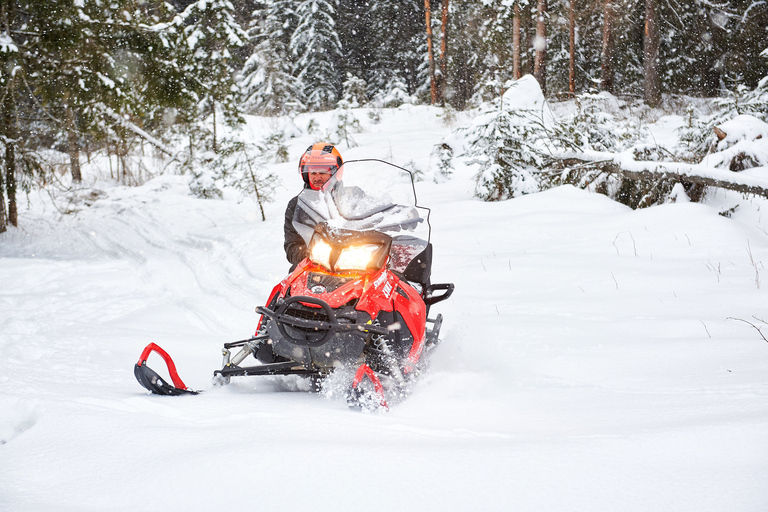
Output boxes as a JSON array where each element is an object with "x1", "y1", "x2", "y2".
[{"x1": 557, "y1": 154, "x2": 768, "y2": 199}]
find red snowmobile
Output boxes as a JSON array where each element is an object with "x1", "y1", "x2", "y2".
[{"x1": 134, "y1": 160, "x2": 453, "y2": 409}]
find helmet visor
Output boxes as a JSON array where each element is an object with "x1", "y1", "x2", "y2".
[{"x1": 302, "y1": 164, "x2": 337, "y2": 176}]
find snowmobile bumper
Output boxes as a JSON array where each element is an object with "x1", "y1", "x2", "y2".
[{"x1": 256, "y1": 295, "x2": 389, "y2": 347}]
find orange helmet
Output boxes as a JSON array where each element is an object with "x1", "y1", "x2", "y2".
[{"x1": 298, "y1": 143, "x2": 343, "y2": 190}]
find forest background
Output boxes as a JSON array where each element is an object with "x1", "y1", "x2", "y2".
[{"x1": 1, "y1": 0, "x2": 767, "y2": 232}]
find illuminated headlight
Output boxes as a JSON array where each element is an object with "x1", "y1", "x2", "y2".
[
  {"x1": 309, "y1": 239, "x2": 333, "y2": 269},
  {"x1": 335, "y1": 244, "x2": 381, "y2": 271}
]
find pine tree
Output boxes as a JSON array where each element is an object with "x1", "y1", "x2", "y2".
[
  {"x1": 659, "y1": 1, "x2": 768, "y2": 96},
  {"x1": 366, "y1": 0, "x2": 427, "y2": 104},
  {"x1": 19, "y1": 0, "x2": 148, "y2": 182},
  {"x1": 445, "y1": 0, "x2": 487, "y2": 108},
  {"x1": 174, "y1": 0, "x2": 249, "y2": 151},
  {"x1": 240, "y1": 0, "x2": 304, "y2": 115},
  {"x1": 336, "y1": 0, "x2": 374, "y2": 83},
  {"x1": 0, "y1": 0, "x2": 213, "y2": 196},
  {"x1": 290, "y1": 0, "x2": 342, "y2": 111}
]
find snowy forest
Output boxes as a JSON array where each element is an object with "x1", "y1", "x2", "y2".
[
  {"x1": 1, "y1": 0, "x2": 767, "y2": 227},
  {"x1": 2, "y1": 3, "x2": 768, "y2": 509}
]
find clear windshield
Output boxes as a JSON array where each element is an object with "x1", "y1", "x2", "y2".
[{"x1": 292, "y1": 160, "x2": 430, "y2": 272}]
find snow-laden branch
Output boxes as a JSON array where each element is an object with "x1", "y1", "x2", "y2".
[
  {"x1": 558, "y1": 149, "x2": 768, "y2": 198},
  {"x1": 100, "y1": 106, "x2": 176, "y2": 158}
]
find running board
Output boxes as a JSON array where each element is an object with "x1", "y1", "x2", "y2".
[{"x1": 214, "y1": 361, "x2": 317, "y2": 378}]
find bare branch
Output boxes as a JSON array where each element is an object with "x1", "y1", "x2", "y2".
[{"x1": 727, "y1": 317, "x2": 768, "y2": 344}]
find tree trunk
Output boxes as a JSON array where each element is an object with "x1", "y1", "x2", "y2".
[
  {"x1": 0, "y1": 93, "x2": 8, "y2": 231},
  {"x1": 212, "y1": 102, "x2": 218, "y2": 154},
  {"x1": 643, "y1": 0, "x2": 661, "y2": 107},
  {"x1": 5, "y1": 140, "x2": 17, "y2": 227},
  {"x1": 533, "y1": 0, "x2": 547, "y2": 95},
  {"x1": 439, "y1": 0, "x2": 448, "y2": 104},
  {"x1": 522, "y1": 2, "x2": 533, "y2": 74},
  {"x1": 2, "y1": 89, "x2": 17, "y2": 228},
  {"x1": 248, "y1": 164, "x2": 266, "y2": 222},
  {"x1": 66, "y1": 105, "x2": 82, "y2": 183},
  {"x1": 424, "y1": 0, "x2": 437, "y2": 105},
  {"x1": 0, "y1": 148, "x2": 6, "y2": 232},
  {"x1": 568, "y1": 0, "x2": 576, "y2": 96},
  {"x1": 512, "y1": 2, "x2": 521, "y2": 79},
  {"x1": 601, "y1": 0, "x2": 614, "y2": 94}
]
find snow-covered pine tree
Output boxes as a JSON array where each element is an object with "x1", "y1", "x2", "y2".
[
  {"x1": 16, "y1": 0, "x2": 147, "y2": 183},
  {"x1": 660, "y1": 1, "x2": 768, "y2": 97},
  {"x1": 749, "y1": 48, "x2": 768, "y2": 121},
  {"x1": 333, "y1": 73, "x2": 366, "y2": 146},
  {"x1": 290, "y1": 0, "x2": 343, "y2": 111},
  {"x1": 240, "y1": 0, "x2": 305, "y2": 115},
  {"x1": 191, "y1": 138, "x2": 278, "y2": 218},
  {"x1": 464, "y1": 107, "x2": 543, "y2": 201},
  {"x1": 366, "y1": 0, "x2": 426, "y2": 104},
  {"x1": 463, "y1": 76, "x2": 559, "y2": 200},
  {"x1": 336, "y1": 0, "x2": 374, "y2": 85},
  {"x1": 431, "y1": 142, "x2": 454, "y2": 182},
  {"x1": 340, "y1": 73, "x2": 368, "y2": 108},
  {"x1": 174, "y1": 0, "x2": 249, "y2": 151},
  {"x1": 679, "y1": 45, "x2": 768, "y2": 162},
  {"x1": 444, "y1": 0, "x2": 484, "y2": 109},
  {"x1": 2, "y1": 0, "x2": 182, "y2": 196}
]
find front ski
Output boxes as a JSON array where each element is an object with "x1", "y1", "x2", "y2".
[{"x1": 134, "y1": 343, "x2": 199, "y2": 396}]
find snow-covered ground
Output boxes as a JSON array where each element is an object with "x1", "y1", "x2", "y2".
[{"x1": 1, "y1": 105, "x2": 767, "y2": 511}]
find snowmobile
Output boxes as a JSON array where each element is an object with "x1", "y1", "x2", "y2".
[{"x1": 134, "y1": 159, "x2": 453, "y2": 409}]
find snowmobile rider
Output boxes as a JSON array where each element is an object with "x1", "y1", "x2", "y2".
[{"x1": 283, "y1": 143, "x2": 344, "y2": 268}]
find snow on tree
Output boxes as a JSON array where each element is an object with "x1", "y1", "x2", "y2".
[
  {"x1": 365, "y1": 0, "x2": 427, "y2": 104},
  {"x1": 190, "y1": 138, "x2": 278, "y2": 216},
  {"x1": 1, "y1": 0, "x2": 183, "y2": 204},
  {"x1": 331, "y1": 74, "x2": 366, "y2": 147},
  {"x1": 679, "y1": 46, "x2": 768, "y2": 163},
  {"x1": 239, "y1": 0, "x2": 304, "y2": 115},
  {"x1": 174, "y1": 0, "x2": 249, "y2": 150},
  {"x1": 463, "y1": 75, "x2": 556, "y2": 200},
  {"x1": 14, "y1": 0, "x2": 148, "y2": 182},
  {"x1": 340, "y1": 73, "x2": 368, "y2": 108},
  {"x1": 290, "y1": 0, "x2": 343, "y2": 111}
]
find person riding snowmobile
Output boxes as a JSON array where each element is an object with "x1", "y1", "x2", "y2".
[{"x1": 283, "y1": 143, "x2": 343, "y2": 268}]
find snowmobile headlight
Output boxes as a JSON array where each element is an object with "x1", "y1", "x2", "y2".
[
  {"x1": 335, "y1": 244, "x2": 382, "y2": 271},
  {"x1": 309, "y1": 239, "x2": 333, "y2": 269}
]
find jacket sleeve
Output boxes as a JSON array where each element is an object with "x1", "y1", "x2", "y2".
[{"x1": 283, "y1": 196, "x2": 307, "y2": 266}]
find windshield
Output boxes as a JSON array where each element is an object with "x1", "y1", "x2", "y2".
[{"x1": 292, "y1": 160, "x2": 431, "y2": 272}]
